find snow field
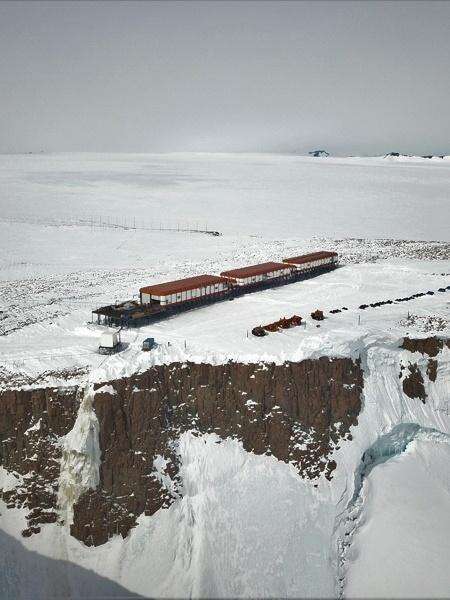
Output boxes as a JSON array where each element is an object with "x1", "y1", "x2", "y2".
[
  {"x1": 1, "y1": 152, "x2": 450, "y2": 241},
  {"x1": 1, "y1": 152, "x2": 450, "y2": 598},
  {"x1": 331, "y1": 340, "x2": 450, "y2": 598}
]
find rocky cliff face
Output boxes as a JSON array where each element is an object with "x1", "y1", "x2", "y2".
[
  {"x1": 4, "y1": 337, "x2": 443, "y2": 549},
  {"x1": 400, "y1": 337, "x2": 450, "y2": 357},
  {"x1": 73, "y1": 357, "x2": 363, "y2": 545},
  {"x1": 1, "y1": 357, "x2": 363, "y2": 545},
  {"x1": 0, "y1": 387, "x2": 79, "y2": 537}
]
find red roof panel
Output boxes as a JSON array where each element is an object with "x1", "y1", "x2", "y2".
[
  {"x1": 283, "y1": 251, "x2": 337, "y2": 265},
  {"x1": 220, "y1": 261, "x2": 292, "y2": 279},
  {"x1": 140, "y1": 275, "x2": 229, "y2": 296}
]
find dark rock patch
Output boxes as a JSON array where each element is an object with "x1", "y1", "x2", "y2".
[
  {"x1": 401, "y1": 336, "x2": 449, "y2": 357},
  {"x1": 0, "y1": 387, "x2": 79, "y2": 535},
  {"x1": 402, "y1": 363, "x2": 426, "y2": 402},
  {"x1": 426, "y1": 359, "x2": 438, "y2": 382}
]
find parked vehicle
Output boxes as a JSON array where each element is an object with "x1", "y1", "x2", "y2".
[
  {"x1": 98, "y1": 330, "x2": 122, "y2": 354},
  {"x1": 252, "y1": 326, "x2": 268, "y2": 337},
  {"x1": 142, "y1": 337, "x2": 157, "y2": 351}
]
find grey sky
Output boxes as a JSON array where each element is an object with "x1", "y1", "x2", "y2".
[{"x1": 1, "y1": 0, "x2": 449, "y2": 155}]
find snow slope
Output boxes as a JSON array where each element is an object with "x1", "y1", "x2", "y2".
[
  {"x1": 0, "y1": 433, "x2": 336, "y2": 599},
  {"x1": 344, "y1": 436, "x2": 450, "y2": 598}
]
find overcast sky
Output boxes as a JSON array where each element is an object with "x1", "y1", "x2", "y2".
[{"x1": 1, "y1": 1, "x2": 449, "y2": 155}]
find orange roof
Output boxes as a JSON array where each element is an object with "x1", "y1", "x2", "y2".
[
  {"x1": 140, "y1": 275, "x2": 229, "y2": 296},
  {"x1": 220, "y1": 261, "x2": 291, "y2": 279},
  {"x1": 283, "y1": 251, "x2": 337, "y2": 264}
]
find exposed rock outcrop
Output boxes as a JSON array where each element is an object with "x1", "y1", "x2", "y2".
[
  {"x1": 402, "y1": 363, "x2": 426, "y2": 402},
  {"x1": 0, "y1": 387, "x2": 79, "y2": 536},
  {"x1": 401, "y1": 336, "x2": 450, "y2": 357},
  {"x1": 309, "y1": 150, "x2": 330, "y2": 158},
  {"x1": 427, "y1": 359, "x2": 438, "y2": 383},
  {"x1": 399, "y1": 337, "x2": 448, "y2": 401},
  {"x1": 70, "y1": 358, "x2": 363, "y2": 545},
  {"x1": 1, "y1": 357, "x2": 363, "y2": 546}
]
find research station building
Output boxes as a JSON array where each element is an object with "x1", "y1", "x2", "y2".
[
  {"x1": 220, "y1": 261, "x2": 293, "y2": 286},
  {"x1": 283, "y1": 251, "x2": 338, "y2": 272},
  {"x1": 140, "y1": 274, "x2": 230, "y2": 307}
]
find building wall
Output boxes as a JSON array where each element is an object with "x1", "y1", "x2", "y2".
[
  {"x1": 141, "y1": 282, "x2": 228, "y2": 306},
  {"x1": 233, "y1": 268, "x2": 292, "y2": 286},
  {"x1": 288, "y1": 256, "x2": 337, "y2": 271}
]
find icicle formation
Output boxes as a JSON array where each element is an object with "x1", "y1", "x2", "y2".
[{"x1": 57, "y1": 383, "x2": 100, "y2": 527}]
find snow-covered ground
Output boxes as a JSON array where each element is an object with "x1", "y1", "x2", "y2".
[
  {"x1": 0, "y1": 152, "x2": 448, "y2": 387},
  {"x1": 0, "y1": 434, "x2": 336, "y2": 599},
  {"x1": 0, "y1": 255, "x2": 449, "y2": 389},
  {"x1": 1, "y1": 152, "x2": 450, "y2": 243},
  {"x1": 0, "y1": 153, "x2": 449, "y2": 598}
]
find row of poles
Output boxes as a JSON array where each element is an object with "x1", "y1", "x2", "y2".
[
  {"x1": 85, "y1": 215, "x2": 213, "y2": 233},
  {"x1": 0, "y1": 214, "x2": 214, "y2": 234}
]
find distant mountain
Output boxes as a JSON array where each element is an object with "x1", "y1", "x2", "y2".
[
  {"x1": 384, "y1": 151, "x2": 446, "y2": 159},
  {"x1": 308, "y1": 150, "x2": 330, "y2": 157}
]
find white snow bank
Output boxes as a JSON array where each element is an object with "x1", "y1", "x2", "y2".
[
  {"x1": 72, "y1": 432, "x2": 337, "y2": 598},
  {"x1": 95, "y1": 384, "x2": 116, "y2": 395},
  {"x1": 0, "y1": 467, "x2": 23, "y2": 492}
]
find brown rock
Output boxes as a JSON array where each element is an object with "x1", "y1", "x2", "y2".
[
  {"x1": 401, "y1": 337, "x2": 449, "y2": 357},
  {"x1": 427, "y1": 359, "x2": 438, "y2": 382},
  {"x1": 1, "y1": 357, "x2": 364, "y2": 547},
  {"x1": 402, "y1": 363, "x2": 427, "y2": 402},
  {"x1": 0, "y1": 386, "x2": 79, "y2": 535},
  {"x1": 72, "y1": 358, "x2": 363, "y2": 546}
]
